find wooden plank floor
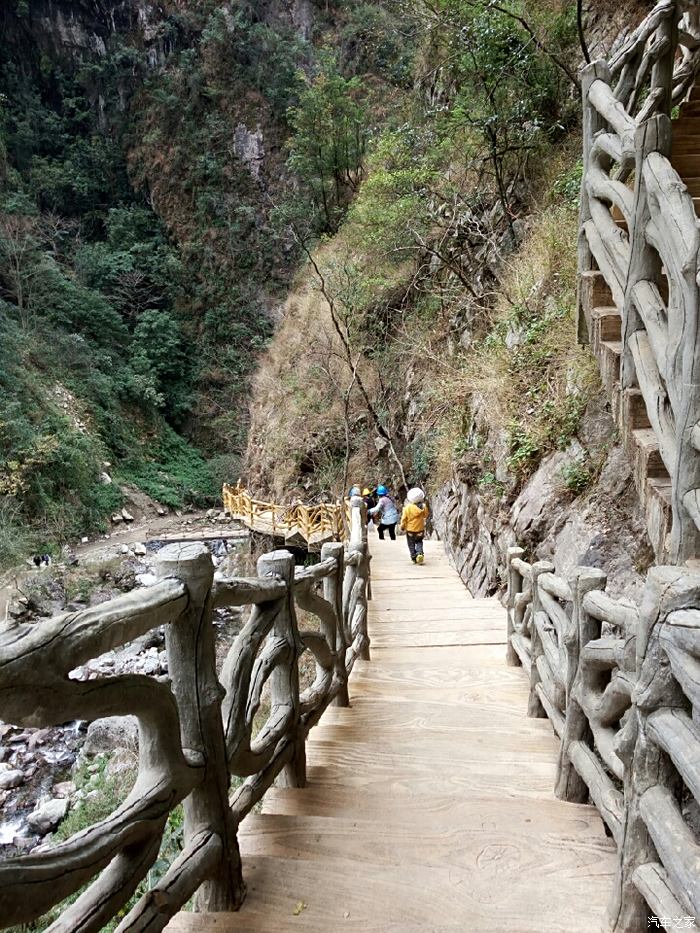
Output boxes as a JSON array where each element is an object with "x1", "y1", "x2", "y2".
[{"x1": 169, "y1": 537, "x2": 615, "y2": 932}]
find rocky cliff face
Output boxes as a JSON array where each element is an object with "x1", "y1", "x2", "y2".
[
  {"x1": 1, "y1": 1, "x2": 172, "y2": 62},
  {"x1": 433, "y1": 390, "x2": 652, "y2": 601}
]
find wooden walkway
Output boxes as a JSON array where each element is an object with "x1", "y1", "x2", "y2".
[{"x1": 170, "y1": 538, "x2": 616, "y2": 932}]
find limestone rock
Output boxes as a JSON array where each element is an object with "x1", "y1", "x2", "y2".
[
  {"x1": 111, "y1": 513, "x2": 124, "y2": 524},
  {"x1": 132, "y1": 542, "x2": 147, "y2": 556},
  {"x1": 510, "y1": 442, "x2": 584, "y2": 540},
  {"x1": 53, "y1": 780, "x2": 76, "y2": 798},
  {"x1": 83, "y1": 715, "x2": 139, "y2": 756},
  {"x1": 27, "y1": 797, "x2": 69, "y2": 835},
  {"x1": 121, "y1": 507, "x2": 134, "y2": 522},
  {"x1": 0, "y1": 769, "x2": 24, "y2": 790},
  {"x1": 135, "y1": 572, "x2": 157, "y2": 587}
]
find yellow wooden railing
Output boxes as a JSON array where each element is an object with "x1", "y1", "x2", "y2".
[{"x1": 222, "y1": 483, "x2": 348, "y2": 548}]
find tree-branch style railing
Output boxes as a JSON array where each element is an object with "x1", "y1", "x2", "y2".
[
  {"x1": 506, "y1": 547, "x2": 700, "y2": 931},
  {"x1": 0, "y1": 498, "x2": 371, "y2": 932},
  {"x1": 222, "y1": 482, "x2": 348, "y2": 550},
  {"x1": 579, "y1": 0, "x2": 700, "y2": 563}
]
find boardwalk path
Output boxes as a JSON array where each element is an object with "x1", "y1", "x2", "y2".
[{"x1": 170, "y1": 538, "x2": 616, "y2": 932}]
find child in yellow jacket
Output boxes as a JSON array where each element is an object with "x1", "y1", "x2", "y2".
[{"x1": 400, "y1": 488, "x2": 429, "y2": 564}]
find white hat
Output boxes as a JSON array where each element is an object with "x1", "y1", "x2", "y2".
[{"x1": 407, "y1": 487, "x2": 425, "y2": 503}]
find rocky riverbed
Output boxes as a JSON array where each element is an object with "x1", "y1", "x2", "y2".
[{"x1": 0, "y1": 521, "x2": 251, "y2": 856}]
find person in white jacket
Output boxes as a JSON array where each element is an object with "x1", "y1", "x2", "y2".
[{"x1": 369, "y1": 485, "x2": 400, "y2": 540}]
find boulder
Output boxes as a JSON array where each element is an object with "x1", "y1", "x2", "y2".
[
  {"x1": 135, "y1": 572, "x2": 157, "y2": 587},
  {"x1": 132, "y1": 542, "x2": 147, "y2": 557},
  {"x1": 83, "y1": 715, "x2": 139, "y2": 756},
  {"x1": 0, "y1": 769, "x2": 24, "y2": 790},
  {"x1": 121, "y1": 508, "x2": 134, "y2": 522},
  {"x1": 53, "y1": 780, "x2": 76, "y2": 798},
  {"x1": 111, "y1": 513, "x2": 124, "y2": 525},
  {"x1": 99, "y1": 472, "x2": 112, "y2": 485},
  {"x1": 27, "y1": 797, "x2": 69, "y2": 835},
  {"x1": 105, "y1": 747, "x2": 138, "y2": 780}
]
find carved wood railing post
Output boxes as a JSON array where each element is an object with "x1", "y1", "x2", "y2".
[
  {"x1": 608, "y1": 566, "x2": 696, "y2": 932},
  {"x1": 156, "y1": 543, "x2": 245, "y2": 912},
  {"x1": 258, "y1": 549, "x2": 306, "y2": 789},
  {"x1": 650, "y1": 3, "x2": 678, "y2": 116},
  {"x1": 621, "y1": 115, "x2": 672, "y2": 391},
  {"x1": 322, "y1": 540, "x2": 349, "y2": 707},
  {"x1": 527, "y1": 561, "x2": 554, "y2": 718},
  {"x1": 578, "y1": 60, "x2": 613, "y2": 343},
  {"x1": 343, "y1": 496, "x2": 371, "y2": 661},
  {"x1": 506, "y1": 546, "x2": 525, "y2": 667},
  {"x1": 555, "y1": 566, "x2": 607, "y2": 802}
]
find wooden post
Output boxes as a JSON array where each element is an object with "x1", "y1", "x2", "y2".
[
  {"x1": 527, "y1": 561, "x2": 554, "y2": 719},
  {"x1": 608, "y1": 565, "x2": 697, "y2": 932},
  {"x1": 621, "y1": 115, "x2": 671, "y2": 390},
  {"x1": 650, "y1": 6, "x2": 678, "y2": 117},
  {"x1": 578, "y1": 60, "x2": 613, "y2": 344},
  {"x1": 506, "y1": 547, "x2": 525, "y2": 667},
  {"x1": 347, "y1": 495, "x2": 370, "y2": 661},
  {"x1": 555, "y1": 566, "x2": 607, "y2": 802},
  {"x1": 156, "y1": 543, "x2": 245, "y2": 911},
  {"x1": 323, "y1": 541, "x2": 349, "y2": 707},
  {"x1": 258, "y1": 549, "x2": 306, "y2": 788}
]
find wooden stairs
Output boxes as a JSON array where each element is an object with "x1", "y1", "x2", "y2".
[
  {"x1": 581, "y1": 86, "x2": 700, "y2": 558},
  {"x1": 580, "y1": 268, "x2": 673, "y2": 556},
  {"x1": 168, "y1": 540, "x2": 615, "y2": 932},
  {"x1": 670, "y1": 84, "x2": 700, "y2": 202}
]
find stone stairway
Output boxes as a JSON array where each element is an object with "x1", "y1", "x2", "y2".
[{"x1": 168, "y1": 538, "x2": 615, "y2": 932}]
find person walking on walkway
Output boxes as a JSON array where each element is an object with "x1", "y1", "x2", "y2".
[
  {"x1": 400, "y1": 487, "x2": 429, "y2": 563},
  {"x1": 369, "y1": 485, "x2": 399, "y2": 540},
  {"x1": 363, "y1": 487, "x2": 377, "y2": 530}
]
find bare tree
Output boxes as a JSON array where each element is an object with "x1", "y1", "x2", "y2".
[
  {"x1": 0, "y1": 213, "x2": 42, "y2": 331},
  {"x1": 292, "y1": 227, "x2": 409, "y2": 493}
]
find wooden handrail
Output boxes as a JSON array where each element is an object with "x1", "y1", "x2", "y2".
[
  {"x1": 222, "y1": 482, "x2": 348, "y2": 550},
  {"x1": 579, "y1": 1, "x2": 700, "y2": 563},
  {"x1": 0, "y1": 499, "x2": 371, "y2": 930},
  {"x1": 505, "y1": 545, "x2": 700, "y2": 932}
]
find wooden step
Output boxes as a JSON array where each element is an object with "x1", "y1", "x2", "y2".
[
  {"x1": 169, "y1": 539, "x2": 616, "y2": 933},
  {"x1": 679, "y1": 101, "x2": 700, "y2": 117},
  {"x1": 645, "y1": 476, "x2": 673, "y2": 559},
  {"x1": 632, "y1": 428, "x2": 669, "y2": 484},
  {"x1": 622, "y1": 387, "x2": 651, "y2": 432},
  {"x1": 675, "y1": 176, "x2": 700, "y2": 195},
  {"x1": 669, "y1": 158, "x2": 700, "y2": 176},
  {"x1": 166, "y1": 844, "x2": 613, "y2": 932},
  {"x1": 579, "y1": 270, "x2": 615, "y2": 337},
  {"x1": 240, "y1": 806, "x2": 611, "y2": 861},
  {"x1": 598, "y1": 339, "x2": 622, "y2": 391},
  {"x1": 591, "y1": 306, "x2": 621, "y2": 350}
]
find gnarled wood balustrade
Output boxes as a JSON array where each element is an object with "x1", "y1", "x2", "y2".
[{"x1": 0, "y1": 499, "x2": 370, "y2": 932}]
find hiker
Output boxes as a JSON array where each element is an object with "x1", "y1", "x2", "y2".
[
  {"x1": 362, "y1": 487, "x2": 377, "y2": 527},
  {"x1": 368, "y1": 485, "x2": 399, "y2": 540},
  {"x1": 400, "y1": 487, "x2": 429, "y2": 564}
]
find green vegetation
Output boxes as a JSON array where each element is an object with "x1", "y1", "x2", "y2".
[
  {"x1": 10, "y1": 754, "x2": 186, "y2": 933},
  {"x1": 560, "y1": 459, "x2": 594, "y2": 495},
  {"x1": 245, "y1": 0, "x2": 594, "y2": 502},
  {"x1": 0, "y1": 0, "x2": 410, "y2": 567},
  {"x1": 287, "y1": 53, "x2": 369, "y2": 234}
]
